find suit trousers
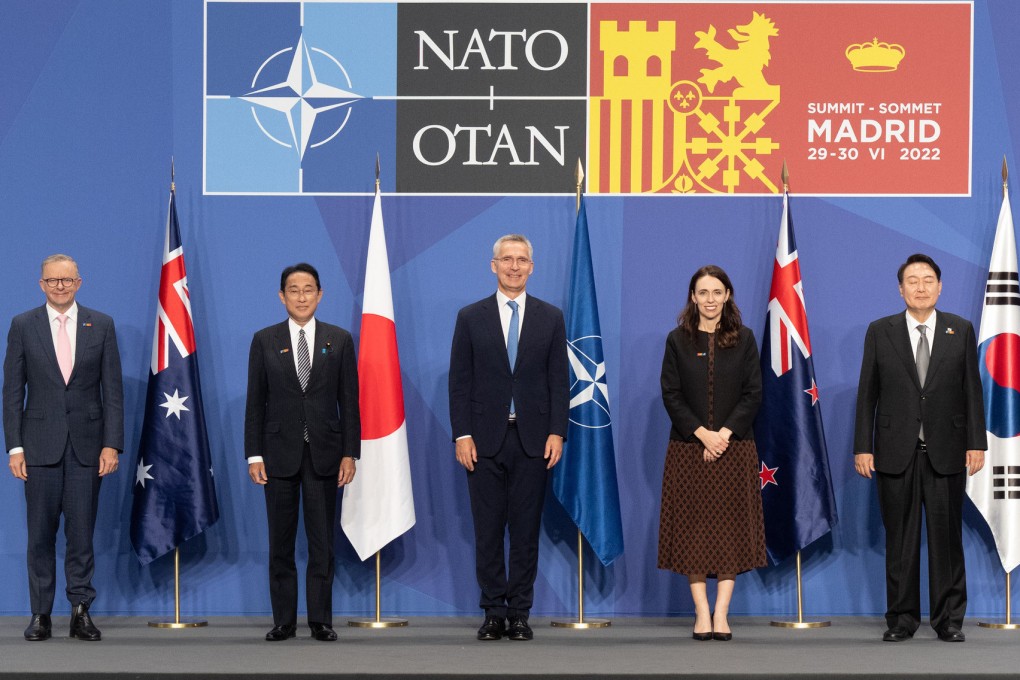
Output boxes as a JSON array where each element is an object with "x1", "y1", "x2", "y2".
[
  {"x1": 876, "y1": 443, "x2": 967, "y2": 633},
  {"x1": 24, "y1": 438, "x2": 102, "y2": 615},
  {"x1": 264, "y1": 444, "x2": 337, "y2": 627},
  {"x1": 466, "y1": 423, "x2": 549, "y2": 620}
]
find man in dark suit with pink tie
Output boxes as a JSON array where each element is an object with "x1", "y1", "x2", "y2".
[
  {"x1": 449, "y1": 234, "x2": 569, "y2": 642},
  {"x1": 4, "y1": 254, "x2": 124, "y2": 642}
]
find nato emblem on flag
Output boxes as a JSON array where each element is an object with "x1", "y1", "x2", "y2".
[
  {"x1": 130, "y1": 188, "x2": 219, "y2": 565},
  {"x1": 968, "y1": 190, "x2": 1020, "y2": 573},
  {"x1": 754, "y1": 192, "x2": 837, "y2": 564},
  {"x1": 204, "y1": 1, "x2": 396, "y2": 194},
  {"x1": 552, "y1": 198, "x2": 624, "y2": 566}
]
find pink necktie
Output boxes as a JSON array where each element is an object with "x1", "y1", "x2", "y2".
[{"x1": 56, "y1": 314, "x2": 72, "y2": 384}]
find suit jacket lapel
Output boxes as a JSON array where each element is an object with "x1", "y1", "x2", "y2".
[
  {"x1": 274, "y1": 322, "x2": 303, "y2": 391},
  {"x1": 483, "y1": 295, "x2": 511, "y2": 374},
  {"x1": 887, "y1": 314, "x2": 922, "y2": 391},
  {"x1": 925, "y1": 311, "x2": 949, "y2": 386},
  {"x1": 516, "y1": 297, "x2": 540, "y2": 371},
  {"x1": 308, "y1": 323, "x2": 332, "y2": 387},
  {"x1": 70, "y1": 306, "x2": 96, "y2": 384},
  {"x1": 31, "y1": 306, "x2": 63, "y2": 381}
]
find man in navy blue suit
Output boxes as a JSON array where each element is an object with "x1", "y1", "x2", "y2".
[
  {"x1": 449, "y1": 234, "x2": 569, "y2": 641},
  {"x1": 4, "y1": 254, "x2": 124, "y2": 642}
]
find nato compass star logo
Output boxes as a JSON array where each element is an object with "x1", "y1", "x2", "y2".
[
  {"x1": 567, "y1": 335, "x2": 611, "y2": 429},
  {"x1": 242, "y1": 35, "x2": 362, "y2": 160}
]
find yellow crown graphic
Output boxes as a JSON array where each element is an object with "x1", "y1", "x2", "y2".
[{"x1": 845, "y1": 38, "x2": 905, "y2": 72}]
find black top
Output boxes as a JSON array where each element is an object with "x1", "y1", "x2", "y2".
[{"x1": 660, "y1": 326, "x2": 762, "y2": 442}]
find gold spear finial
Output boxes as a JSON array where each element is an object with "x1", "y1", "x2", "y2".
[
  {"x1": 781, "y1": 159, "x2": 789, "y2": 192},
  {"x1": 375, "y1": 152, "x2": 380, "y2": 191},
  {"x1": 1003, "y1": 155, "x2": 1009, "y2": 199},
  {"x1": 575, "y1": 158, "x2": 585, "y2": 213},
  {"x1": 170, "y1": 156, "x2": 175, "y2": 193}
]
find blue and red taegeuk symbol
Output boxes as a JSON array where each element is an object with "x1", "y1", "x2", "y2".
[{"x1": 979, "y1": 332, "x2": 1020, "y2": 438}]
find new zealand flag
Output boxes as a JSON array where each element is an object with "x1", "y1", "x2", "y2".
[
  {"x1": 130, "y1": 186, "x2": 219, "y2": 565},
  {"x1": 754, "y1": 191, "x2": 838, "y2": 564}
]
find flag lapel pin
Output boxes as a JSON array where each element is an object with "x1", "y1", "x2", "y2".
[{"x1": 945, "y1": 328, "x2": 955, "y2": 335}]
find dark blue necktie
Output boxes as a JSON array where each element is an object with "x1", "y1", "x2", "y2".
[{"x1": 507, "y1": 300, "x2": 519, "y2": 416}]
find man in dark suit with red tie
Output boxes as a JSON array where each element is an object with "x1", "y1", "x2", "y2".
[
  {"x1": 245, "y1": 263, "x2": 360, "y2": 642},
  {"x1": 449, "y1": 234, "x2": 569, "y2": 641},
  {"x1": 854, "y1": 253, "x2": 986, "y2": 643},
  {"x1": 4, "y1": 254, "x2": 124, "y2": 642}
]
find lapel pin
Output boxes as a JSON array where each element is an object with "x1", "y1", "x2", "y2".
[
  {"x1": 321, "y1": 348, "x2": 327, "y2": 355},
  {"x1": 696, "y1": 352, "x2": 707, "y2": 357},
  {"x1": 82, "y1": 322, "x2": 92, "y2": 327},
  {"x1": 280, "y1": 348, "x2": 290, "y2": 354},
  {"x1": 945, "y1": 327, "x2": 955, "y2": 335}
]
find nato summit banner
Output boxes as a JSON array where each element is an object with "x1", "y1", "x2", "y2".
[{"x1": 204, "y1": 1, "x2": 972, "y2": 196}]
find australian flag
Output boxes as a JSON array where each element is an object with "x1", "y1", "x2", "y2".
[
  {"x1": 130, "y1": 185, "x2": 219, "y2": 565},
  {"x1": 753, "y1": 191, "x2": 837, "y2": 564},
  {"x1": 552, "y1": 197, "x2": 624, "y2": 566}
]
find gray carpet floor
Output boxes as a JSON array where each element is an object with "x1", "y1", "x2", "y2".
[{"x1": 0, "y1": 616, "x2": 1017, "y2": 679}]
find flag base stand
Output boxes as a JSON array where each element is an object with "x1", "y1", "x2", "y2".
[
  {"x1": 770, "y1": 620, "x2": 830, "y2": 629},
  {"x1": 348, "y1": 618, "x2": 408, "y2": 628},
  {"x1": 147, "y1": 548, "x2": 208, "y2": 628},
  {"x1": 550, "y1": 530, "x2": 612, "y2": 630},
  {"x1": 769, "y1": 551, "x2": 831, "y2": 629},
  {"x1": 977, "y1": 571, "x2": 1017, "y2": 630},
  {"x1": 347, "y1": 551, "x2": 410, "y2": 629},
  {"x1": 550, "y1": 618, "x2": 610, "y2": 629},
  {"x1": 148, "y1": 618, "x2": 207, "y2": 629}
]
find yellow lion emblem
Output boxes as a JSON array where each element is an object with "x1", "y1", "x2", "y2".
[{"x1": 694, "y1": 12, "x2": 779, "y2": 100}]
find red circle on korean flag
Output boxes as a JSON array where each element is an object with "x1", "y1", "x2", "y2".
[{"x1": 984, "y1": 333, "x2": 1020, "y2": 392}]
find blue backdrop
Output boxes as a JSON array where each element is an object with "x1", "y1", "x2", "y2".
[{"x1": 0, "y1": 0, "x2": 1017, "y2": 618}]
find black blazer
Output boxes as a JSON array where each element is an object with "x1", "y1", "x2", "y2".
[
  {"x1": 660, "y1": 326, "x2": 762, "y2": 442},
  {"x1": 449, "y1": 294, "x2": 569, "y2": 458},
  {"x1": 244, "y1": 319, "x2": 360, "y2": 477},
  {"x1": 3, "y1": 304, "x2": 124, "y2": 465},
  {"x1": 854, "y1": 310, "x2": 986, "y2": 475}
]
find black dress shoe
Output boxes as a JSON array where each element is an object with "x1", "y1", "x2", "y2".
[
  {"x1": 309, "y1": 622, "x2": 337, "y2": 642},
  {"x1": 69, "y1": 602, "x2": 101, "y2": 641},
  {"x1": 692, "y1": 631, "x2": 713, "y2": 641},
  {"x1": 477, "y1": 615, "x2": 506, "y2": 641},
  {"x1": 507, "y1": 616, "x2": 533, "y2": 641},
  {"x1": 882, "y1": 626, "x2": 912, "y2": 642},
  {"x1": 24, "y1": 614, "x2": 51, "y2": 641},
  {"x1": 265, "y1": 624, "x2": 297, "y2": 641},
  {"x1": 937, "y1": 625, "x2": 966, "y2": 642},
  {"x1": 712, "y1": 631, "x2": 732, "y2": 641}
]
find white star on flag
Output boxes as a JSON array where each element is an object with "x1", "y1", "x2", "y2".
[
  {"x1": 160, "y1": 389, "x2": 190, "y2": 419},
  {"x1": 136, "y1": 460, "x2": 154, "y2": 488},
  {"x1": 567, "y1": 344, "x2": 609, "y2": 410}
]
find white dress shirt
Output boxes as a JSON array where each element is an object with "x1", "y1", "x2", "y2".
[{"x1": 906, "y1": 309, "x2": 936, "y2": 358}]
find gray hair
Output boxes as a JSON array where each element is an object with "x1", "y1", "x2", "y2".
[
  {"x1": 41, "y1": 254, "x2": 79, "y2": 277},
  {"x1": 492, "y1": 234, "x2": 533, "y2": 260}
]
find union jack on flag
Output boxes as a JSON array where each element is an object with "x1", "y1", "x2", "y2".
[
  {"x1": 130, "y1": 182, "x2": 219, "y2": 565},
  {"x1": 753, "y1": 190, "x2": 837, "y2": 564}
]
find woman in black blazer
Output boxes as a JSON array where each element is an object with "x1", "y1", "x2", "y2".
[{"x1": 658, "y1": 265, "x2": 766, "y2": 641}]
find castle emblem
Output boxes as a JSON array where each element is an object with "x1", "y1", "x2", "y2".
[{"x1": 590, "y1": 11, "x2": 781, "y2": 194}]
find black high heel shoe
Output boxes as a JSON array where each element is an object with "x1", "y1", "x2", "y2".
[
  {"x1": 692, "y1": 631, "x2": 713, "y2": 641},
  {"x1": 712, "y1": 631, "x2": 732, "y2": 641}
]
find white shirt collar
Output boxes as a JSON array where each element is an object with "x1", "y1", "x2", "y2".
[
  {"x1": 496, "y1": 290, "x2": 527, "y2": 310},
  {"x1": 47, "y1": 302, "x2": 78, "y2": 323},
  {"x1": 905, "y1": 309, "x2": 936, "y2": 333}
]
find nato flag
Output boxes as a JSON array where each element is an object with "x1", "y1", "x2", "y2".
[
  {"x1": 553, "y1": 198, "x2": 624, "y2": 566},
  {"x1": 754, "y1": 192, "x2": 837, "y2": 564},
  {"x1": 130, "y1": 188, "x2": 219, "y2": 565}
]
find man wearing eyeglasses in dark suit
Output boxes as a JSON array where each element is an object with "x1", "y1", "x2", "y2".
[
  {"x1": 449, "y1": 234, "x2": 569, "y2": 642},
  {"x1": 4, "y1": 254, "x2": 124, "y2": 642}
]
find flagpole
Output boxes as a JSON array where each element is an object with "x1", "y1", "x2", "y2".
[
  {"x1": 347, "y1": 154, "x2": 409, "y2": 630},
  {"x1": 768, "y1": 162, "x2": 830, "y2": 630},
  {"x1": 145, "y1": 160, "x2": 208, "y2": 630},
  {"x1": 977, "y1": 157, "x2": 1019, "y2": 631},
  {"x1": 552, "y1": 159, "x2": 610, "y2": 630}
]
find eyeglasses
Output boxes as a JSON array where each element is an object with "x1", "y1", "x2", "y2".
[
  {"x1": 42, "y1": 278, "x2": 78, "y2": 288},
  {"x1": 494, "y1": 257, "x2": 532, "y2": 267},
  {"x1": 285, "y1": 287, "x2": 318, "y2": 298}
]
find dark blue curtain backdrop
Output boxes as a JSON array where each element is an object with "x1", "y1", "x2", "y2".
[{"x1": 0, "y1": 0, "x2": 1017, "y2": 618}]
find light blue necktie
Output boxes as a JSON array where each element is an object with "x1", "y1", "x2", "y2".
[{"x1": 507, "y1": 300, "x2": 519, "y2": 417}]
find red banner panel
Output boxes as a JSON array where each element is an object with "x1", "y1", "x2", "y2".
[{"x1": 589, "y1": 2, "x2": 972, "y2": 195}]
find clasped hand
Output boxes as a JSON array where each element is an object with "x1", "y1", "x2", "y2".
[{"x1": 696, "y1": 427, "x2": 731, "y2": 463}]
